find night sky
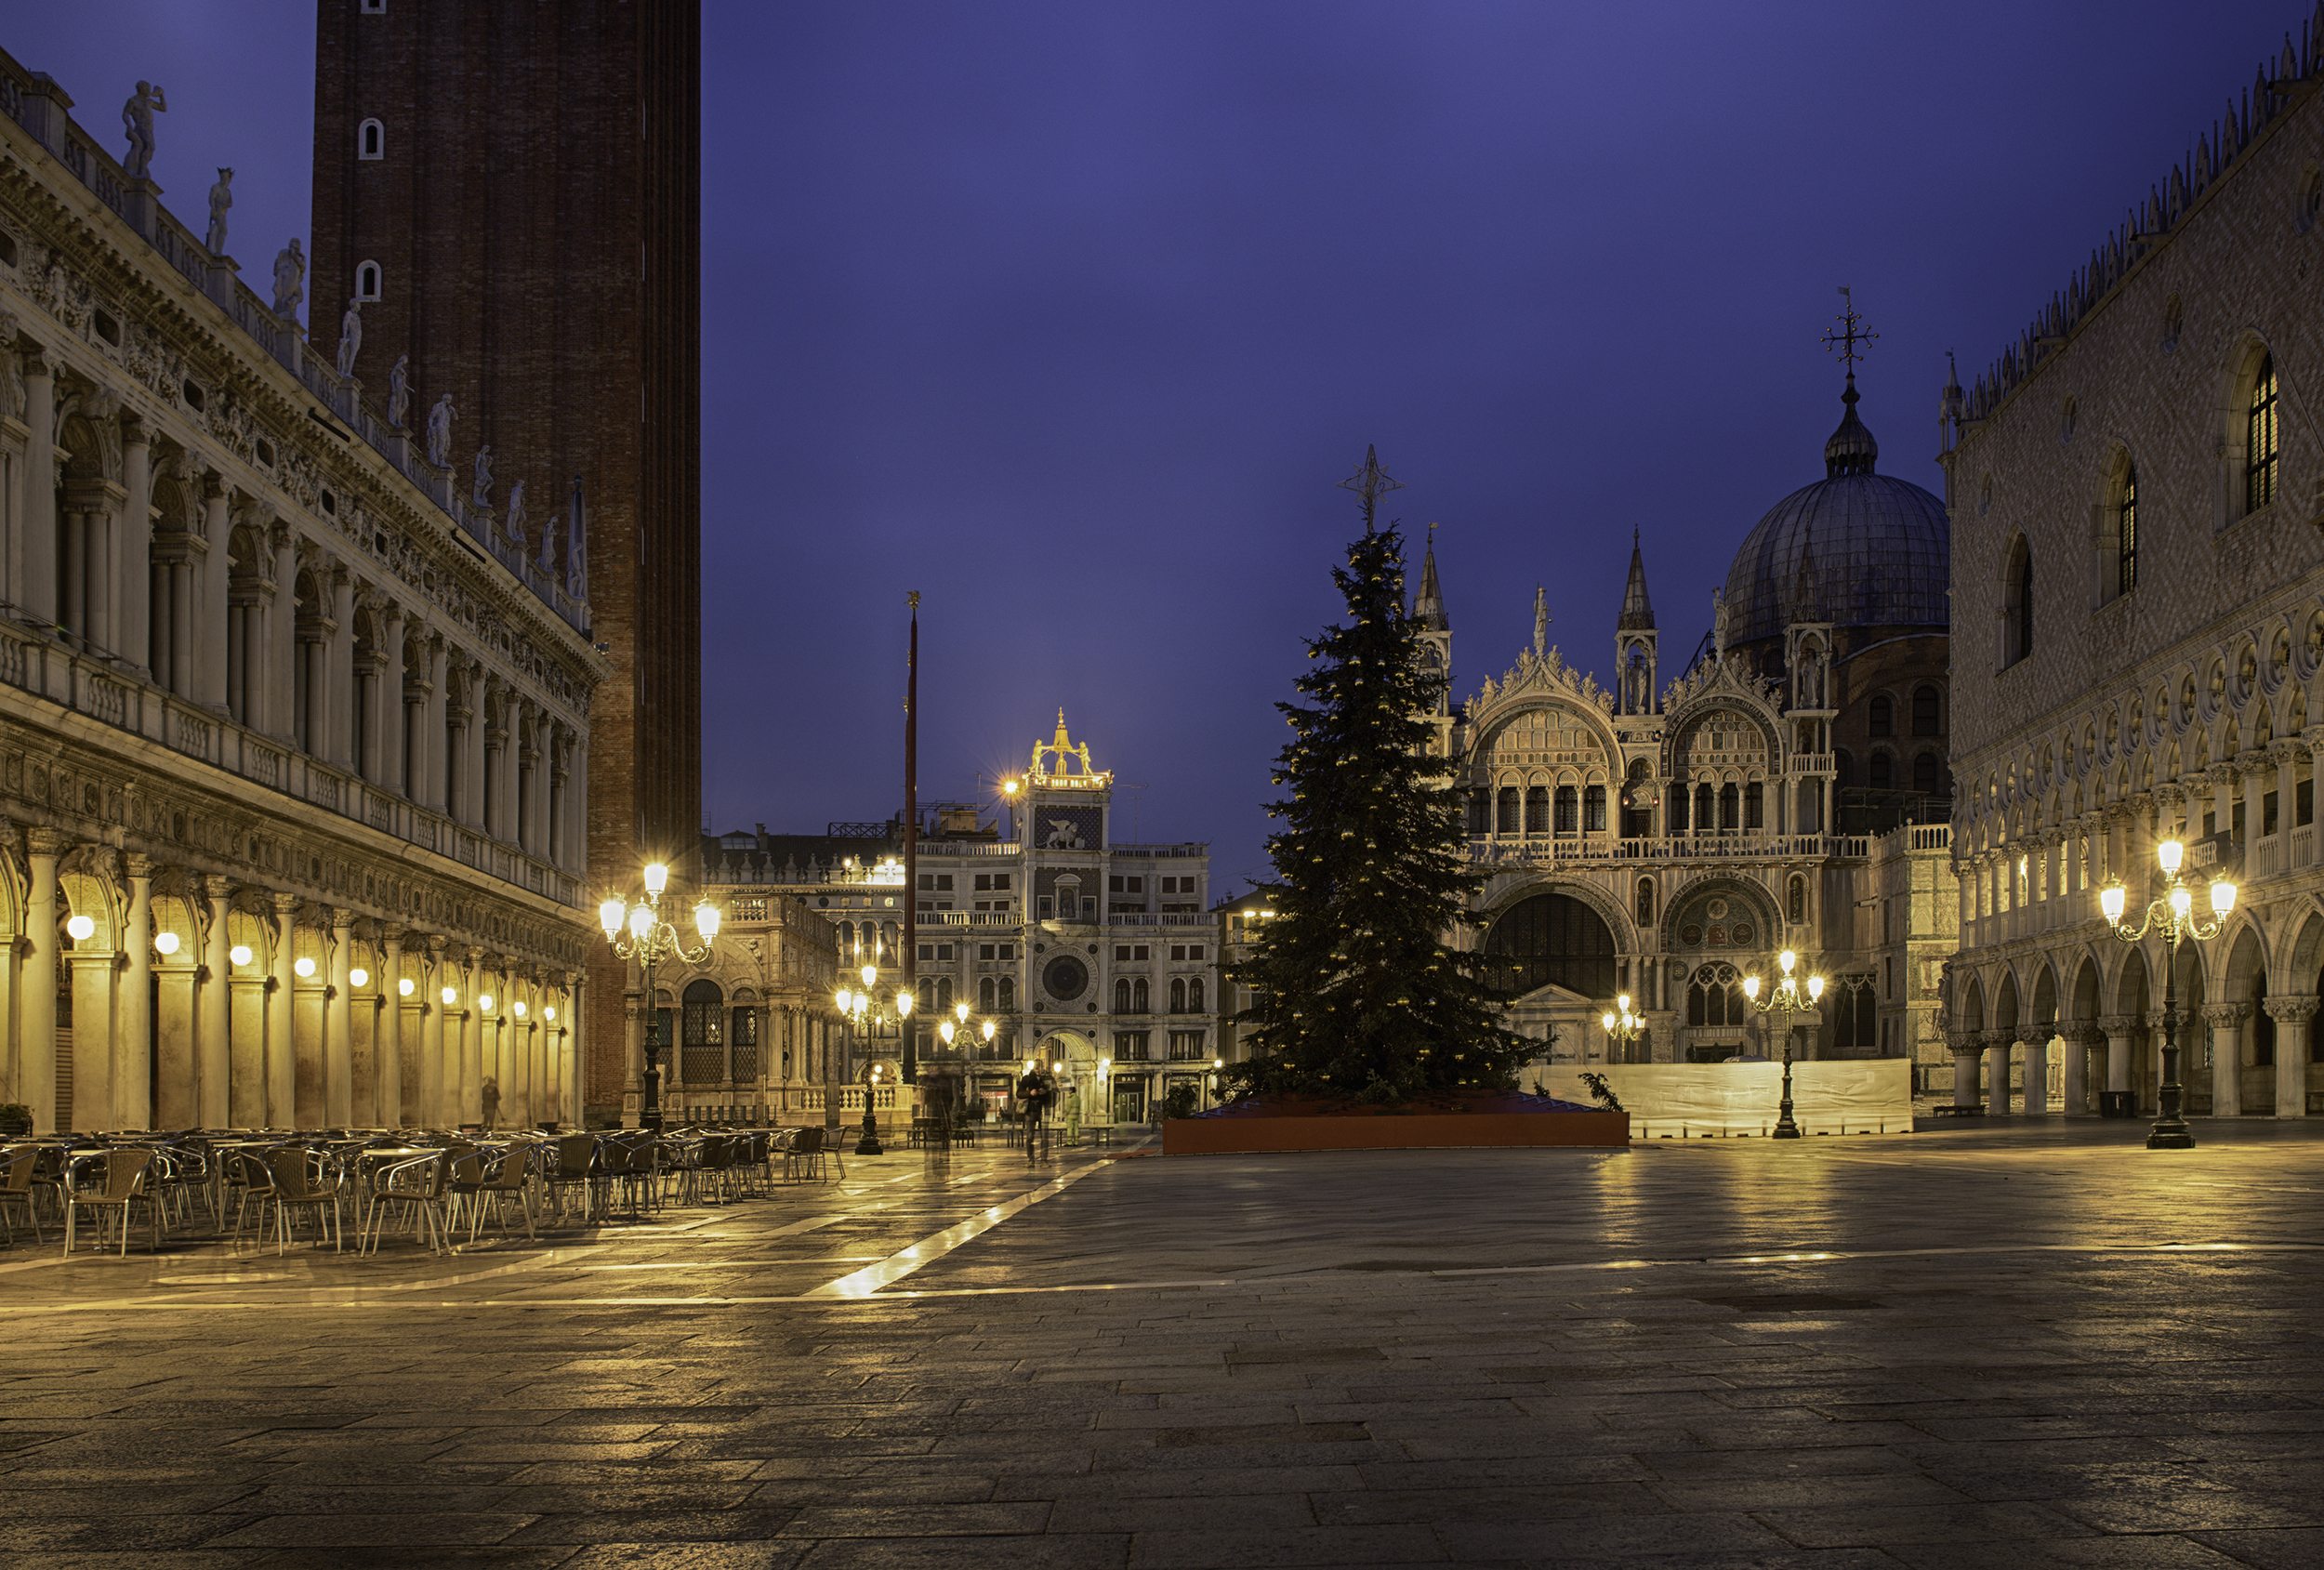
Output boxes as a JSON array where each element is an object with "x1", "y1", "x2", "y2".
[{"x1": 7, "y1": 3, "x2": 2304, "y2": 887}]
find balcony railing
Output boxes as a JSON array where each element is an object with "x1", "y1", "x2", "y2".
[
  {"x1": 1470, "y1": 834, "x2": 1870, "y2": 864},
  {"x1": 0, "y1": 619, "x2": 581, "y2": 908}
]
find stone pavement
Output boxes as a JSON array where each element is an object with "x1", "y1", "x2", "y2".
[{"x1": 3, "y1": 1120, "x2": 2322, "y2": 1568}]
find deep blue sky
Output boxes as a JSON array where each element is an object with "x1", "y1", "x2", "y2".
[{"x1": 7, "y1": 3, "x2": 2304, "y2": 886}]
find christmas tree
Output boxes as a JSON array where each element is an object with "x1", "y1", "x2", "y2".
[{"x1": 1225, "y1": 448, "x2": 1531, "y2": 1103}]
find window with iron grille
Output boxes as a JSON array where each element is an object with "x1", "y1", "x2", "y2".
[
  {"x1": 2118, "y1": 466, "x2": 2139, "y2": 593},
  {"x1": 2248, "y1": 357, "x2": 2279, "y2": 513},
  {"x1": 680, "y1": 980, "x2": 724, "y2": 1084}
]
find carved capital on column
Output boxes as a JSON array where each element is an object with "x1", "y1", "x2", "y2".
[
  {"x1": 331, "y1": 906, "x2": 356, "y2": 933},
  {"x1": 2018, "y1": 1022, "x2": 2055, "y2": 1047},
  {"x1": 2263, "y1": 996, "x2": 2318, "y2": 1025},
  {"x1": 2068, "y1": 1023, "x2": 2107, "y2": 1047},
  {"x1": 271, "y1": 890, "x2": 300, "y2": 915},
  {"x1": 2269, "y1": 740, "x2": 2305, "y2": 768},
  {"x1": 2236, "y1": 749, "x2": 2272, "y2": 777},
  {"x1": 2204, "y1": 764, "x2": 2239, "y2": 791},
  {"x1": 1944, "y1": 1028, "x2": 1978, "y2": 1054},
  {"x1": 25, "y1": 826, "x2": 73, "y2": 859},
  {"x1": 123, "y1": 851, "x2": 154, "y2": 880},
  {"x1": 2097, "y1": 1012, "x2": 2140, "y2": 1036},
  {"x1": 2199, "y1": 1002, "x2": 2249, "y2": 1030},
  {"x1": 380, "y1": 924, "x2": 406, "y2": 952}
]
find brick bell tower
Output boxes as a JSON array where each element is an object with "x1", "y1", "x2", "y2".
[{"x1": 310, "y1": 0, "x2": 703, "y2": 1124}]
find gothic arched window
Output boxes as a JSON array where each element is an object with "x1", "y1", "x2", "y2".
[
  {"x1": 2003, "y1": 536, "x2": 2033, "y2": 666},
  {"x1": 980, "y1": 976, "x2": 997, "y2": 1011},
  {"x1": 1133, "y1": 977, "x2": 1149, "y2": 1012},
  {"x1": 1188, "y1": 978, "x2": 1205, "y2": 1012},
  {"x1": 2248, "y1": 355, "x2": 2280, "y2": 513},
  {"x1": 997, "y1": 976, "x2": 1015, "y2": 1011},
  {"x1": 1114, "y1": 978, "x2": 1130, "y2": 1013},
  {"x1": 1482, "y1": 892, "x2": 1618, "y2": 1001},
  {"x1": 2117, "y1": 464, "x2": 2139, "y2": 594},
  {"x1": 1169, "y1": 977, "x2": 1187, "y2": 1013}
]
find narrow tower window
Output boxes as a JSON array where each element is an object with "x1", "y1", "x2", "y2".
[
  {"x1": 358, "y1": 118, "x2": 384, "y2": 160},
  {"x1": 2247, "y1": 355, "x2": 2279, "y2": 513},
  {"x1": 355, "y1": 260, "x2": 382, "y2": 300}
]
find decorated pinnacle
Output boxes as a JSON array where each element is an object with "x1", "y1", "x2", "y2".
[{"x1": 1338, "y1": 443, "x2": 1406, "y2": 534}]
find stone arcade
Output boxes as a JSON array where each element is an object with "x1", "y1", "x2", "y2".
[{"x1": 0, "y1": 49, "x2": 601, "y2": 1133}]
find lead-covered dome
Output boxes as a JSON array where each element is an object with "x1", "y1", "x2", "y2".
[{"x1": 1722, "y1": 376, "x2": 1949, "y2": 647}]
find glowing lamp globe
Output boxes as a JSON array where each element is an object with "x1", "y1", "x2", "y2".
[
  {"x1": 1743, "y1": 975, "x2": 1762, "y2": 1000},
  {"x1": 2211, "y1": 879, "x2": 2236, "y2": 915},
  {"x1": 2158, "y1": 839, "x2": 2185, "y2": 874},
  {"x1": 350, "y1": 967, "x2": 369, "y2": 988},
  {"x1": 399, "y1": 978, "x2": 416, "y2": 997},
  {"x1": 599, "y1": 897, "x2": 625, "y2": 936},
  {"x1": 694, "y1": 902, "x2": 720, "y2": 939},
  {"x1": 294, "y1": 957, "x2": 316, "y2": 978},
  {"x1": 153, "y1": 931, "x2": 180, "y2": 956},
  {"x1": 230, "y1": 944, "x2": 252, "y2": 967},
  {"x1": 2101, "y1": 883, "x2": 2127, "y2": 923},
  {"x1": 65, "y1": 914, "x2": 94, "y2": 942},
  {"x1": 643, "y1": 862, "x2": 668, "y2": 894}
]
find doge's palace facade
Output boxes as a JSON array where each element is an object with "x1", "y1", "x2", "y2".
[
  {"x1": 0, "y1": 48, "x2": 601, "y2": 1133},
  {"x1": 1943, "y1": 21, "x2": 2324, "y2": 1120}
]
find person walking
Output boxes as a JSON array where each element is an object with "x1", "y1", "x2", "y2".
[
  {"x1": 480, "y1": 1075, "x2": 501, "y2": 1133},
  {"x1": 1015, "y1": 1065, "x2": 1054, "y2": 1161}
]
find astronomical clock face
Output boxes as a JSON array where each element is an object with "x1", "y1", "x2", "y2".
[
  {"x1": 1042, "y1": 955, "x2": 1089, "y2": 1003},
  {"x1": 1677, "y1": 709, "x2": 1767, "y2": 772},
  {"x1": 1480, "y1": 704, "x2": 1607, "y2": 771}
]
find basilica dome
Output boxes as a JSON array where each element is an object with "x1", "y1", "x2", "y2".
[{"x1": 1720, "y1": 378, "x2": 1949, "y2": 647}]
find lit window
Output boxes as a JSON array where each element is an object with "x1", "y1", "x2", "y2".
[{"x1": 2247, "y1": 355, "x2": 2279, "y2": 513}]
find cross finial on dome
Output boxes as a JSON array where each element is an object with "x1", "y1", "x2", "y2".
[{"x1": 1822, "y1": 285, "x2": 1877, "y2": 371}]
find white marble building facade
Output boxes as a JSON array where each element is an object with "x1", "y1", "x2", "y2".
[{"x1": 0, "y1": 49, "x2": 601, "y2": 1132}]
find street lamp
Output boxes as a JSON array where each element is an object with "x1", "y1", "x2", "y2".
[
  {"x1": 1599, "y1": 993, "x2": 1644, "y2": 1062},
  {"x1": 599, "y1": 861, "x2": 719, "y2": 1134},
  {"x1": 834, "y1": 961, "x2": 914, "y2": 1154},
  {"x1": 1742, "y1": 950, "x2": 1825, "y2": 1140},
  {"x1": 2101, "y1": 837, "x2": 2235, "y2": 1150}
]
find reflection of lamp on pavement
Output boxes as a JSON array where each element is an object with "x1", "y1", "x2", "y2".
[{"x1": 1742, "y1": 950, "x2": 1824, "y2": 1140}]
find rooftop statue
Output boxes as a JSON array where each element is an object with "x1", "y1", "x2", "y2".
[
  {"x1": 120, "y1": 81, "x2": 165, "y2": 180},
  {"x1": 271, "y1": 237, "x2": 304, "y2": 323},
  {"x1": 335, "y1": 297, "x2": 363, "y2": 379},
  {"x1": 204, "y1": 167, "x2": 232, "y2": 254}
]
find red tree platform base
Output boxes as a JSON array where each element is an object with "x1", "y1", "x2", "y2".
[{"x1": 1162, "y1": 1091, "x2": 1630, "y2": 1155}]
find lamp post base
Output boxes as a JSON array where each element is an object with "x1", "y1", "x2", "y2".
[
  {"x1": 1772, "y1": 1045, "x2": 1802, "y2": 1138},
  {"x1": 856, "y1": 1110, "x2": 883, "y2": 1156}
]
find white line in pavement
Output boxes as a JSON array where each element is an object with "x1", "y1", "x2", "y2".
[{"x1": 805, "y1": 1147, "x2": 1138, "y2": 1299}]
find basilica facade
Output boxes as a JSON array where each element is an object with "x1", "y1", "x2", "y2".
[
  {"x1": 0, "y1": 50, "x2": 600, "y2": 1134},
  {"x1": 1429, "y1": 378, "x2": 1956, "y2": 1083},
  {"x1": 1943, "y1": 20, "x2": 2324, "y2": 1119}
]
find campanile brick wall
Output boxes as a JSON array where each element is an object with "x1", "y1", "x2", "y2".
[{"x1": 311, "y1": 0, "x2": 703, "y2": 1120}]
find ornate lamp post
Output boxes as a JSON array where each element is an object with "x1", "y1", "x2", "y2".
[
  {"x1": 835, "y1": 962, "x2": 914, "y2": 1155},
  {"x1": 1743, "y1": 950, "x2": 1825, "y2": 1140},
  {"x1": 598, "y1": 862, "x2": 719, "y2": 1134},
  {"x1": 2101, "y1": 838, "x2": 2235, "y2": 1150},
  {"x1": 1599, "y1": 993, "x2": 1644, "y2": 1062}
]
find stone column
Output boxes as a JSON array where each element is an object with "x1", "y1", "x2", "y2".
[
  {"x1": 2263, "y1": 996, "x2": 2315, "y2": 1118},
  {"x1": 197, "y1": 482, "x2": 232, "y2": 712},
  {"x1": 269, "y1": 893, "x2": 299, "y2": 1126},
  {"x1": 460, "y1": 948, "x2": 484, "y2": 1124},
  {"x1": 423, "y1": 637, "x2": 450, "y2": 811},
  {"x1": 120, "y1": 854, "x2": 153, "y2": 1130},
  {"x1": 68, "y1": 913, "x2": 118, "y2": 1137},
  {"x1": 119, "y1": 416, "x2": 152, "y2": 676},
  {"x1": 229, "y1": 906, "x2": 269, "y2": 1128},
  {"x1": 421, "y1": 937, "x2": 448, "y2": 1127},
  {"x1": 1946, "y1": 1027, "x2": 1980, "y2": 1108},
  {"x1": 1984, "y1": 1030, "x2": 2014, "y2": 1115},
  {"x1": 2203, "y1": 1002, "x2": 2246, "y2": 1118},
  {"x1": 20, "y1": 349, "x2": 57, "y2": 623},
  {"x1": 326, "y1": 566, "x2": 355, "y2": 768},
  {"x1": 155, "y1": 886, "x2": 202, "y2": 1130},
  {"x1": 2099, "y1": 1012, "x2": 2138, "y2": 1102},
  {"x1": 201, "y1": 877, "x2": 232, "y2": 1128},
  {"x1": 20, "y1": 831, "x2": 64, "y2": 1133},
  {"x1": 445, "y1": 667, "x2": 472, "y2": 824},
  {"x1": 292, "y1": 907, "x2": 328, "y2": 1130},
  {"x1": 326, "y1": 908, "x2": 355, "y2": 1127},
  {"x1": 2064, "y1": 1031, "x2": 2101, "y2": 1115},
  {"x1": 380, "y1": 604, "x2": 406, "y2": 798},
  {"x1": 2274, "y1": 743, "x2": 2302, "y2": 855},
  {"x1": 268, "y1": 525, "x2": 297, "y2": 741},
  {"x1": 2020, "y1": 1024, "x2": 2052, "y2": 1115},
  {"x1": 379, "y1": 928, "x2": 405, "y2": 1128}
]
